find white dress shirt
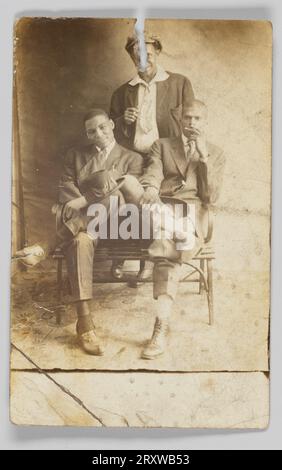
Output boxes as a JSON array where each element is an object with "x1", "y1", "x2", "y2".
[{"x1": 128, "y1": 66, "x2": 169, "y2": 153}]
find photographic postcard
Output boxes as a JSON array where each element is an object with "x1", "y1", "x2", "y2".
[{"x1": 10, "y1": 18, "x2": 271, "y2": 427}]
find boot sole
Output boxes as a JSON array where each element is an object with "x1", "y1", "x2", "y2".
[{"x1": 141, "y1": 351, "x2": 164, "y2": 360}]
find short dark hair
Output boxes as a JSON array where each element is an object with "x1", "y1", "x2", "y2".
[{"x1": 83, "y1": 108, "x2": 109, "y2": 123}]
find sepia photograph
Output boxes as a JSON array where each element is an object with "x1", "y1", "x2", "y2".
[{"x1": 10, "y1": 17, "x2": 272, "y2": 427}]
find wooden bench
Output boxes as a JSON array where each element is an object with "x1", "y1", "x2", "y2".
[{"x1": 52, "y1": 210, "x2": 215, "y2": 326}]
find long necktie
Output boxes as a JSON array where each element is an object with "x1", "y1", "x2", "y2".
[
  {"x1": 184, "y1": 139, "x2": 196, "y2": 160},
  {"x1": 139, "y1": 85, "x2": 154, "y2": 134},
  {"x1": 97, "y1": 148, "x2": 108, "y2": 169}
]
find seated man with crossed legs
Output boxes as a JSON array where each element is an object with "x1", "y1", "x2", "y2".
[{"x1": 56, "y1": 109, "x2": 143, "y2": 355}]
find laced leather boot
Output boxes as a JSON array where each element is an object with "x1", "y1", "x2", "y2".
[{"x1": 141, "y1": 317, "x2": 169, "y2": 359}]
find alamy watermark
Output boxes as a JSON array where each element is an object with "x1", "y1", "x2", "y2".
[{"x1": 86, "y1": 196, "x2": 196, "y2": 251}]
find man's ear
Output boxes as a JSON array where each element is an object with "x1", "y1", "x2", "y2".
[{"x1": 109, "y1": 119, "x2": 115, "y2": 130}]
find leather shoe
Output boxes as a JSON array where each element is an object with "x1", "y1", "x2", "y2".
[{"x1": 76, "y1": 321, "x2": 104, "y2": 356}]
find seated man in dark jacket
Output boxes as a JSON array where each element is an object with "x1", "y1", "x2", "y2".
[{"x1": 57, "y1": 108, "x2": 143, "y2": 355}]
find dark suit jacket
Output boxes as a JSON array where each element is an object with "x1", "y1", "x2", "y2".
[
  {"x1": 110, "y1": 72, "x2": 194, "y2": 150},
  {"x1": 56, "y1": 141, "x2": 143, "y2": 238},
  {"x1": 140, "y1": 137, "x2": 226, "y2": 239}
]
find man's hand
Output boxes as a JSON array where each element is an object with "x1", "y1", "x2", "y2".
[
  {"x1": 64, "y1": 196, "x2": 87, "y2": 218},
  {"x1": 124, "y1": 107, "x2": 139, "y2": 125},
  {"x1": 140, "y1": 187, "x2": 160, "y2": 205},
  {"x1": 196, "y1": 133, "x2": 209, "y2": 162},
  {"x1": 188, "y1": 129, "x2": 209, "y2": 162}
]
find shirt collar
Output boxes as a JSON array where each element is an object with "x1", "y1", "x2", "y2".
[{"x1": 129, "y1": 65, "x2": 169, "y2": 87}]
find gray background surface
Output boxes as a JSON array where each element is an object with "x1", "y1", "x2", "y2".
[{"x1": 1, "y1": 0, "x2": 281, "y2": 450}]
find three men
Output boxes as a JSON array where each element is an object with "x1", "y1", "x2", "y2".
[
  {"x1": 56, "y1": 35, "x2": 225, "y2": 360},
  {"x1": 57, "y1": 109, "x2": 143, "y2": 355}
]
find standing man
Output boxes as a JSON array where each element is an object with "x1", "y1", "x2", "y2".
[
  {"x1": 139, "y1": 99, "x2": 226, "y2": 359},
  {"x1": 110, "y1": 34, "x2": 195, "y2": 158},
  {"x1": 57, "y1": 108, "x2": 143, "y2": 355}
]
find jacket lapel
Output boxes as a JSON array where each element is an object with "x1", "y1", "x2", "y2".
[
  {"x1": 170, "y1": 137, "x2": 189, "y2": 178},
  {"x1": 77, "y1": 145, "x2": 100, "y2": 184},
  {"x1": 156, "y1": 79, "x2": 170, "y2": 115},
  {"x1": 105, "y1": 142, "x2": 122, "y2": 171},
  {"x1": 185, "y1": 148, "x2": 200, "y2": 180},
  {"x1": 125, "y1": 84, "x2": 139, "y2": 108}
]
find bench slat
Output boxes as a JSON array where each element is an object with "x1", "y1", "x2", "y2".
[{"x1": 52, "y1": 247, "x2": 215, "y2": 262}]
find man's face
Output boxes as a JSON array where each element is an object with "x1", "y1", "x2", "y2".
[
  {"x1": 181, "y1": 105, "x2": 207, "y2": 139},
  {"x1": 85, "y1": 115, "x2": 114, "y2": 149},
  {"x1": 131, "y1": 43, "x2": 159, "y2": 81}
]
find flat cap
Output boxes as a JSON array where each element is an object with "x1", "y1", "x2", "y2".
[{"x1": 125, "y1": 33, "x2": 162, "y2": 53}]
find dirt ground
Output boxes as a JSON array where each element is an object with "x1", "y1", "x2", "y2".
[{"x1": 11, "y1": 259, "x2": 269, "y2": 372}]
